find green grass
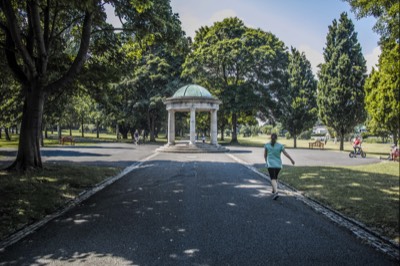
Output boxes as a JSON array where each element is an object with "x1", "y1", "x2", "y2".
[
  {"x1": 262, "y1": 161, "x2": 400, "y2": 243},
  {"x1": 0, "y1": 164, "x2": 121, "y2": 241},
  {"x1": 221, "y1": 134, "x2": 392, "y2": 158}
]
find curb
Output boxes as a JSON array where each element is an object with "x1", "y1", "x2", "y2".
[
  {"x1": 0, "y1": 152, "x2": 158, "y2": 252},
  {"x1": 226, "y1": 153, "x2": 400, "y2": 261}
]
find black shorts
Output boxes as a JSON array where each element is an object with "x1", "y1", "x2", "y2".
[{"x1": 268, "y1": 168, "x2": 281, "y2": 180}]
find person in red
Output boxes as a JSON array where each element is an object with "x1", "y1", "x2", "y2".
[
  {"x1": 353, "y1": 136, "x2": 362, "y2": 156},
  {"x1": 390, "y1": 144, "x2": 399, "y2": 161}
]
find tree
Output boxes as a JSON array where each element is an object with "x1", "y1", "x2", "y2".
[
  {"x1": 0, "y1": 0, "x2": 178, "y2": 171},
  {"x1": 317, "y1": 12, "x2": 367, "y2": 150},
  {"x1": 344, "y1": 0, "x2": 399, "y2": 145},
  {"x1": 182, "y1": 18, "x2": 287, "y2": 143},
  {"x1": 280, "y1": 47, "x2": 318, "y2": 148},
  {"x1": 364, "y1": 66, "x2": 399, "y2": 145}
]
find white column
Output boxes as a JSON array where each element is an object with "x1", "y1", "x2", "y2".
[
  {"x1": 211, "y1": 110, "x2": 218, "y2": 145},
  {"x1": 189, "y1": 108, "x2": 196, "y2": 145},
  {"x1": 167, "y1": 110, "x2": 175, "y2": 145}
]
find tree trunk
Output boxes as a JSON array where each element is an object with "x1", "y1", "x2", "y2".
[
  {"x1": 148, "y1": 112, "x2": 156, "y2": 142},
  {"x1": 220, "y1": 126, "x2": 225, "y2": 141},
  {"x1": 231, "y1": 113, "x2": 238, "y2": 143},
  {"x1": 81, "y1": 116, "x2": 84, "y2": 138},
  {"x1": 339, "y1": 129, "x2": 345, "y2": 151},
  {"x1": 45, "y1": 126, "x2": 48, "y2": 139},
  {"x1": 0, "y1": 127, "x2": 2, "y2": 139},
  {"x1": 96, "y1": 121, "x2": 100, "y2": 138},
  {"x1": 119, "y1": 125, "x2": 129, "y2": 139},
  {"x1": 57, "y1": 123, "x2": 61, "y2": 141},
  {"x1": 41, "y1": 128, "x2": 44, "y2": 147},
  {"x1": 5, "y1": 128, "x2": 11, "y2": 141},
  {"x1": 294, "y1": 134, "x2": 297, "y2": 148},
  {"x1": 150, "y1": 116, "x2": 156, "y2": 142},
  {"x1": 69, "y1": 125, "x2": 72, "y2": 136},
  {"x1": 15, "y1": 125, "x2": 18, "y2": 134},
  {"x1": 7, "y1": 87, "x2": 44, "y2": 171}
]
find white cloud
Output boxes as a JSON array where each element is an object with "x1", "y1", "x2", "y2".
[
  {"x1": 178, "y1": 9, "x2": 204, "y2": 38},
  {"x1": 298, "y1": 45, "x2": 324, "y2": 77},
  {"x1": 208, "y1": 9, "x2": 237, "y2": 24},
  {"x1": 364, "y1": 46, "x2": 381, "y2": 73}
]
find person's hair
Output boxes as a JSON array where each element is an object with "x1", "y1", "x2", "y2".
[{"x1": 271, "y1": 133, "x2": 277, "y2": 146}]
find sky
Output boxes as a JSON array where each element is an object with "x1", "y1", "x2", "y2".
[{"x1": 106, "y1": 0, "x2": 381, "y2": 76}]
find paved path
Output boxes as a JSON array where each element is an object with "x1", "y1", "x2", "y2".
[{"x1": 0, "y1": 144, "x2": 396, "y2": 265}]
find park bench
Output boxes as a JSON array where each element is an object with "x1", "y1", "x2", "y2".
[
  {"x1": 60, "y1": 136, "x2": 75, "y2": 145},
  {"x1": 309, "y1": 139, "x2": 324, "y2": 149}
]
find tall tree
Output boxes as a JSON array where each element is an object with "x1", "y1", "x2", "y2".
[
  {"x1": 0, "y1": 0, "x2": 177, "y2": 171},
  {"x1": 317, "y1": 12, "x2": 367, "y2": 150},
  {"x1": 182, "y1": 18, "x2": 287, "y2": 143},
  {"x1": 344, "y1": 0, "x2": 399, "y2": 145},
  {"x1": 280, "y1": 47, "x2": 318, "y2": 148}
]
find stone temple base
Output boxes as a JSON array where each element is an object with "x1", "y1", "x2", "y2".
[{"x1": 156, "y1": 141, "x2": 229, "y2": 153}]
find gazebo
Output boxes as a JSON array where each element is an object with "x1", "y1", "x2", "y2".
[{"x1": 158, "y1": 84, "x2": 227, "y2": 153}]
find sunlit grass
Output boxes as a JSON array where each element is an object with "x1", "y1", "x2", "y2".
[
  {"x1": 261, "y1": 161, "x2": 400, "y2": 243},
  {"x1": 0, "y1": 130, "x2": 169, "y2": 149},
  {"x1": 0, "y1": 164, "x2": 121, "y2": 241},
  {"x1": 219, "y1": 134, "x2": 392, "y2": 158}
]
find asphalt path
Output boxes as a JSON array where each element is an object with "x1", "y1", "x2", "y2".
[{"x1": 0, "y1": 145, "x2": 396, "y2": 265}]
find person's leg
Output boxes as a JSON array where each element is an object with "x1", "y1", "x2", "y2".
[{"x1": 268, "y1": 168, "x2": 281, "y2": 196}]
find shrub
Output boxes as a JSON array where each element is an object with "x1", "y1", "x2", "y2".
[
  {"x1": 298, "y1": 130, "x2": 312, "y2": 140},
  {"x1": 260, "y1": 125, "x2": 273, "y2": 134},
  {"x1": 285, "y1": 132, "x2": 291, "y2": 139}
]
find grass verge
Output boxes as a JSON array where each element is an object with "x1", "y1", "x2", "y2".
[
  {"x1": 260, "y1": 161, "x2": 400, "y2": 244},
  {"x1": 0, "y1": 163, "x2": 121, "y2": 241}
]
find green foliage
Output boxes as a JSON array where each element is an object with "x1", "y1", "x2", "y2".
[
  {"x1": 298, "y1": 130, "x2": 312, "y2": 140},
  {"x1": 317, "y1": 13, "x2": 367, "y2": 150},
  {"x1": 260, "y1": 125, "x2": 273, "y2": 135},
  {"x1": 279, "y1": 47, "x2": 318, "y2": 147},
  {"x1": 182, "y1": 17, "x2": 288, "y2": 142},
  {"x1": 344, "y1": 0, "x2": 399, "y2": 145}
]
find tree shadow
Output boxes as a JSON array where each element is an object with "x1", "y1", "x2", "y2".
[{"x1": 0, "y1": 159, "x2": 396, "y2": 265}]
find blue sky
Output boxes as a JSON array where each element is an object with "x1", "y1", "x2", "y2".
[
  {"x1": 106, "y1": 0, "x2": 381, "y2": 75},
  {"x1": 169, "y1": 0, "x2": 380, "y2": 75}
]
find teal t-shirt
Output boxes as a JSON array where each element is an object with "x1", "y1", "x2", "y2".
[{"x1": 265, "y1": 142, "x2": 285, "y2": 168}]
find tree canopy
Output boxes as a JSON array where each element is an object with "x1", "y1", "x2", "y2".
[
  {"x1": 280, "y1": 47, "x2": 318, "y2": 148},
  {"x1": 344, "y1": 0, "x2": 399, "y2": 145},
  {"x1": 182, "y1": 17, "x2": 288, "y2": 143},
  {"x1": 0, "y1": 0, "x2": 183, "y2": 170},
  {"x1": 317, "y1": 12, "x2": 367, "y2": 150}
]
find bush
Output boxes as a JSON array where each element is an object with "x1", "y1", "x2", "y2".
[
  {"x1": 285, "y1": 132, "x2": 291, "y2": 139},
  {"x1": 251, "y1": 125, "x2": 260, "y2": 136},
  {"x1": 260, "y1": 125, "x2": 273, "y2": 134},
  {"x1": 240, "y1": 126, "x2": 251, "y2": 137},
  {"x1": 361, "y1": 132, "x2": 369, "y2": 139},
  {"x1": 298, "y1": 130, "x2": 312, "y2": 140}
]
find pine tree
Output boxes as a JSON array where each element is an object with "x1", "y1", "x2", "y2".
[{"x1": 317, "y1": 12, "x2": 367, "y2": 150}]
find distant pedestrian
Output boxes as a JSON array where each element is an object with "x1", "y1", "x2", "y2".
[
  {"x1": 134, "y1": 129, "x2": 140, "y2": 145},
  {"x1": 264, "y1": 133, "x2": 295, "y2": 200}
]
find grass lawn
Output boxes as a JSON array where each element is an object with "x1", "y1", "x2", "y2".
[
  {"x1": 221, "y1": 134, "x2": 393, "y2": 158},
  {"x1": 0, "y1": 163, "x2": 121, "y2": 241},
  {"x1": 260, "y1": 161, "x2": 400, "y2": 244}
]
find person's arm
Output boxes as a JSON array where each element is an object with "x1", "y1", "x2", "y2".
[{"x1": 282, "y1": 150, "x2": 295, "y2": 165}]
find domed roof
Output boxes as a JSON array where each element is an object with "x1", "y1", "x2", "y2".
[{"x1": 172, "y1": 84, "x2": 213, "y2": 98}]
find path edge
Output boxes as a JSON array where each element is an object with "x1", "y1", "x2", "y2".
[
  {"x1": 226, "y1": 153, "x2": 400, "y2": 261},
  {"x1": 0, "y1": 153, "x2": 158, "y2": 252}
]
